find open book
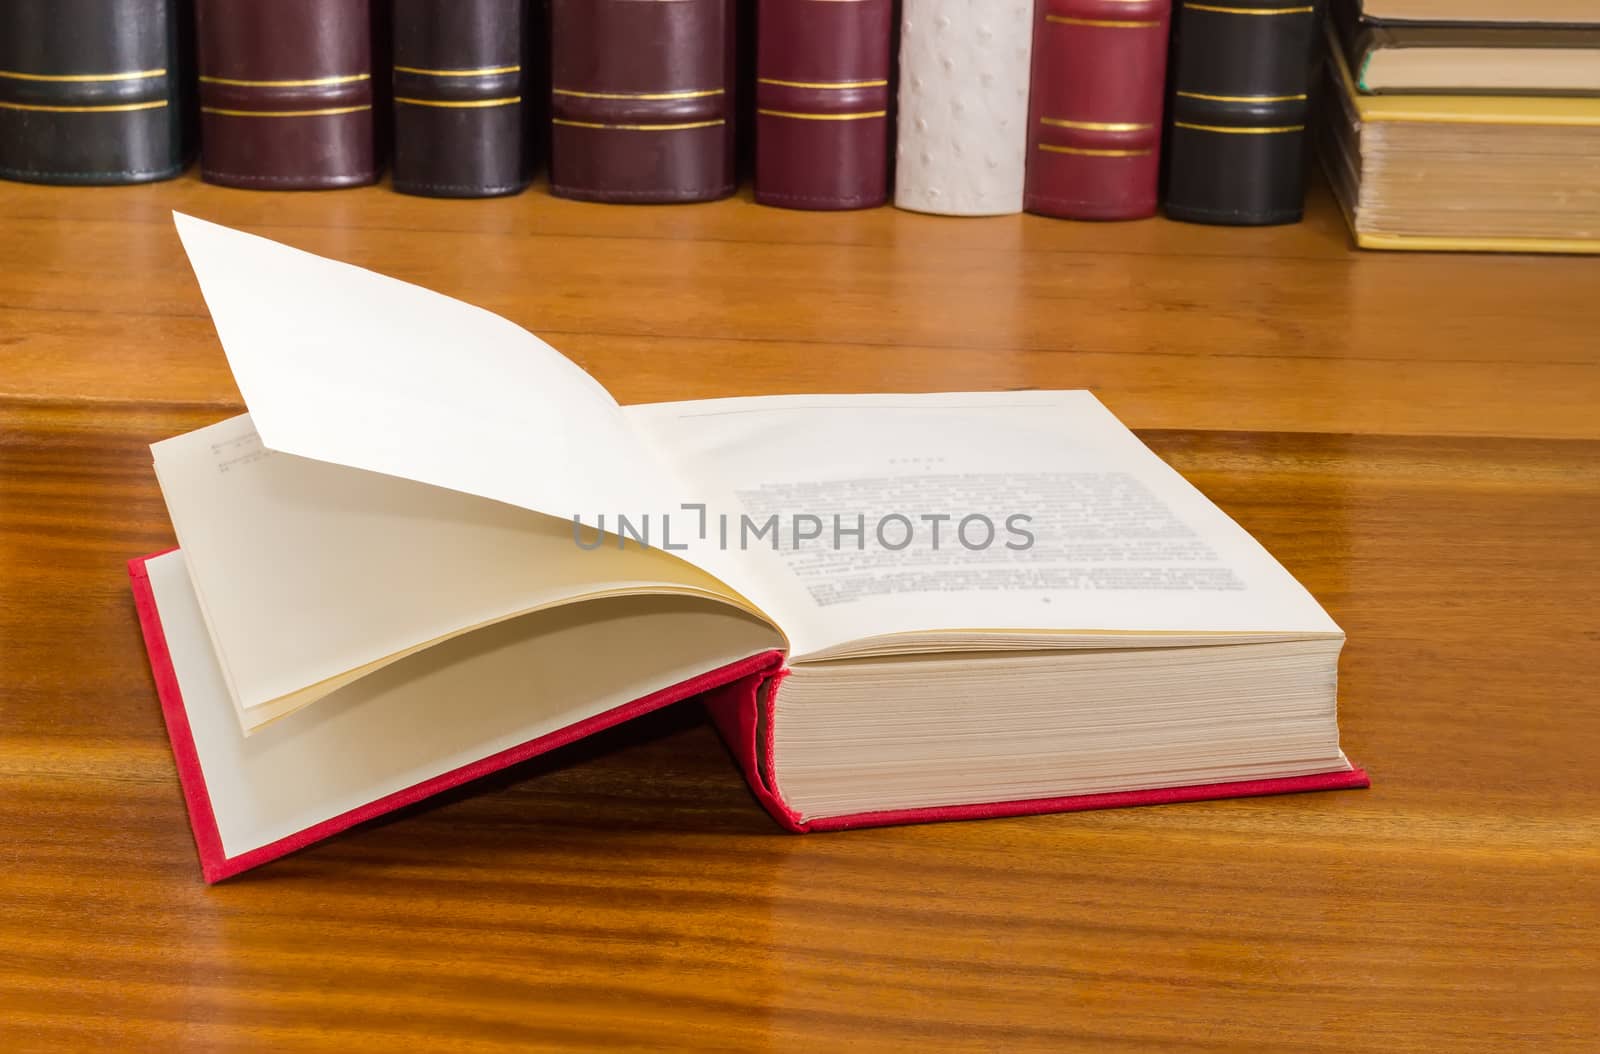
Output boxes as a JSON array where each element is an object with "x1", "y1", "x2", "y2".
[{"x1": 132, "y1": 215, "x2": 1368, "y2": 881}]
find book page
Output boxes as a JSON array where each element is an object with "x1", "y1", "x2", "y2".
[
  {"x1": 144, "y1": 550, "x2": 783, "y2": 860},
  {"x1": 172, "y1": 213, "x2": 680, "y2": 528},
  {"x1": 153, "y1": 415, "x2": 779, "y2": 732},
  {"x1": 623, "y1": 392, "x2": 1342, "y2": 659}
]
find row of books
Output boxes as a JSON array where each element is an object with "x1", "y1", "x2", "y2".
[
  {"x1": 1, "y1": 0, "x2": 1326, "y2": 227},
  {"x1": 1324, "y1": 0, "x2": 1600, "y2": 254}
]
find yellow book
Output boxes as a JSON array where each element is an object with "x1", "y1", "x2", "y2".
[{"x1": 1320, "y1": 28, "x2": 1600, "y2": 254}]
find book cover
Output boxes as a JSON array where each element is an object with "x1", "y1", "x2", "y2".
[
  {"x1": 548, "y1": 0, "x2": 736, "y2": 204},
  {"x1": 391, "y1": 0, "x2": 533, "y2": 198},
  {"x1": 196, "y1": 0, "x2": 378, "y2": 189},
  {"x1": 1024, "y1": 0, "x2": 1171, "y2": 221},
  {"x1": 1164, "y1": 0, "x2": 1321, "y2": 226},
  {"x1": 894, "y1": 0, "x2": 1035, "y2": 216},
  {"x1": 0, "y1": 0, "x2": 190, "y2": 185},
  {"x1": 754, "y1": 0, "x2": 893, "y2": 211}
]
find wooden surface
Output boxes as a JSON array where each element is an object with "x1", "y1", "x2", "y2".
[{"x1": 1, "y1": 173, "x2": 1597, "y2": 1052}]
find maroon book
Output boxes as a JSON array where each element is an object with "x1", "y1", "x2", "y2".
[
  {"x1": 195, "y1": 0, "x2": 378, "y2": 190},
  {"x1": 1025, "y1": 0, "x2": 1171, "y2": 220},
  {"x1": 548, "y1": 0, "x2": 736, "y2": 204},
  {"x1": 754, "y1": 0, "x2": 893, "y2": 211}
]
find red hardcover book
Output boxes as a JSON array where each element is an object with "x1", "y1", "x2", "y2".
[
  {"x1": 1025, "y1": 0, "x2": 1172, "y2": 220},
  {"x1": 138, "y1": 214, "x2": 1369, "y2": 881},
  {"x1": 195, "y1": 0, "x2": 378, "y2": 189},
  {"x1": 548, "y1": 0, "x2": 736, "y2": 203},
  {"x1": 754, "y1": 0, "x2": 893, "y2": 211}
]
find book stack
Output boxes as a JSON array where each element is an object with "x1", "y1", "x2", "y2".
[
  {"x1": 1321, "y1": 0, "x2": 1600, "y2": 252},
  {"x1": 0, "y1": 0, "x2": 1335, "y2": 229}
]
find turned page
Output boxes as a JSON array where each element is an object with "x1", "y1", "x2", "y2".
[
  {"x1": 623, "y1": 392, "x2": 1342, "y2": 660},
  {"x1": 171, "y1": 214, "x2": 793, "y2": 617},
  {"x1": 153, "y1": 415, "x2": 773, "y2": 733},
  {"x1": 173, "y1": 213, "x2": 677, "y2": 528}
]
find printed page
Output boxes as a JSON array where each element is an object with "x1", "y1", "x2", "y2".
[
  {"x1": 623, "y1": 392, "x2": 1342, "y2": 659},
  {"x1": 171, "y1": 213, "x2": 679, "y2": 528},
  {"x1": 153, "y1": 415, "x2": 778, "y2": 733}
]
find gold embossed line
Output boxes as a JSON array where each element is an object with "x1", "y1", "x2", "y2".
[
  {"x1": 0, "y1": 67, "x2": 166, "y2": 82},
  {"x1": 758, "y1": 108, "x2": 886, "y2": 121},
  {"x1": 394, "y1": 65, "x2": 521, "y2": 77},
  {"x1": 1039, "y1": 144, "x2": 1151, "y2": 157},
  {"x1": 1173, "y1": 121, "x2": 1304, "y2": 133},
  {"x1": 552, "y1": 88, "x2": 722, "y2": 100},
  {"x1": 1176, "y1": 90, "x2": 1307, "y2": 102},
  {"x1": 199, "y1": 73, "x2": 370, "y2": 87},
  {"x1": 757, "y1": 78, "x2": 889, "y2": 90},
  {"x1": 1182, "y1": 4, "x2": 1314, "y2": 13},
  {"x1": 1040, "y1": 117, "x2": 1152, "y2": 131},
  {"x1": 553, "y1": 118, "x2": 724, "y2": 130},
  {"x1": 0, "y1": 99, "x2": 167, "y2": 112},
  {"x1": 1046, "y1": 15, "x2": 1160, "y2": 27},
  {"x1": 395, "y1": 96, "x2": 521, "y2": 108},
  {"x1": 202, "y1": 105, "x2": 371, "y2": 118}
]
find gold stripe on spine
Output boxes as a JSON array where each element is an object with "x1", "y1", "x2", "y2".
[
  {"x1": 1173, "y1": 121, "x2": 1304, "y2": 133},
  {"x1": 551, "y1": 88, "x2": 723, "y2": 100},
  {"x1": 1046, "y1": 15, "x2": 1160, "y2": 27},
  {"x1": 202, "y1": 105, "x2": 371, "y2": 117},
  {"x1": 1040, "y1": 117, "x2": 1152, "y2": 131},
  {"x1": 758, "y1": 108, "x2": 886, "y2": 121},
  {"x1": 1176, "y1": 90, "x2": 1307, "y2": 102},
  {"x1": 756, "y1": 77, "x2": 889, "y2": 90},
  {"x1": 0, "y1": 99, "x2": 167, "y2": 112},
  {"x1": 1181, "y1": 4, "x2": 1315, "y2": 13},
  {"x1": 1039, "y1": 143, "x2": 1151, "y2": 157},
  {"x1": 199, "y1": 73, "x2": 370, "y2": 87},
  {"x1": 0, "y1": 68, "x2": 166, "y2": 82},
  {"x1": 393, "y1": 65, "x2": 521, "y2": 77},
  {"x1": 395, "y1": 96, "x2": 521, "y2": 108},
  {"x1": 552, "y1": 118, "x2": 724, "y2": 131}
]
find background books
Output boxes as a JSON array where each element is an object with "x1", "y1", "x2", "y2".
[{"x1": 1, "y1": 0, "x2": 1595, "y2": 250}]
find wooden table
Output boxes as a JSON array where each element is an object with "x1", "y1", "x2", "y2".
[{"x1": 2, "y1": 174, "x2": 1596, "y2": 1051}]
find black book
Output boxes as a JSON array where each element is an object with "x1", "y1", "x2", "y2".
[
  {"x1": 0, "y1": 0, "x2": 191, "y2": 185},
  {"x1": 1163, "y1": 0, "x2": 1321, "y2": 226}
]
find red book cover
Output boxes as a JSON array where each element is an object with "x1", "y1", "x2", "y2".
[
  {"x1": 1025, "y1": 0, "x2": 1172, "y2": 220},
  {"x1": 754, "y1": 0, "x2": 894, "y2": 210}
]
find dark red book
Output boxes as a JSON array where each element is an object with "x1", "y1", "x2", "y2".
[
  {"x1": 1025, "y1": 0, "x2": 1172, "y2": 220},
  {"x1": 754, "y1": 0, "x2": 893, "y2": 211},
  {"x1": 195, "y1": 0, "x2": 378, "y2": 190},
  {"x1": 548, "y1": 0, "x2": 736, "y2": 203}
]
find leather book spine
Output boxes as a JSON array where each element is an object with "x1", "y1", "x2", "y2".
[
  {"x1": 548, "y1": 0, "x2": 736, "y2": 204},
  {"x1": 754, "y1": 0, "x2": 893, "y2": 211},
  {"x1": 1163, "y1": 0, "x2": 1320, "y2": 226},
  {"x1": 894, "y1": 0, "x2": 1035, "y2": 216},
  {"x1": 195, "y1": 0, "x2": 378, "y2": 190},
  {"x1": 1024, "y1": 0, "x2": 1171, "y2": 221},
  {"x1": 392, "y1": 0, "x2": 530, "y2": 198},
  {"x1": 0, "y1": 0, "x2": 189, "y2": 185}
]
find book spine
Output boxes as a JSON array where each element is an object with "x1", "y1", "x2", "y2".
[
  {"x1": 1024, "y1": 0, "x2": 1171, "y2": 221},
  {"x1": 0, "y1": 0, "x2": 188, "y2": 185},
  {"x1": 548, "y1": 0, "x2": 736, "y2": 204},
  {"x1": 195, "y1": 0, "x2": 378, "y2": 190},
  {"x1": 754, "y1": 0, "x2": 893, "y2": 211},
  {"x1": 1163, "y1": 0, "x2": 1320, "y2": 226},
  {"x1": 391, "y1": 0, "x2": 530, "y2": 198},
  {"x1": 894, "y1": 0, "x2": 1035, "y2": 216}
]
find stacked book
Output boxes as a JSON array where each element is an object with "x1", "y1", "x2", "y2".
[
  {"x1": 1322, "y1": 0, "x2": 1600, "y2": 252},
  {"x1": 0, "y1": 0, "x2": 1328, "y2": 229}
]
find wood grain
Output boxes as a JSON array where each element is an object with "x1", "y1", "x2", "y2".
[{"x1": 1, "y1": 173, "x2": 1597, "y2": 1052}]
